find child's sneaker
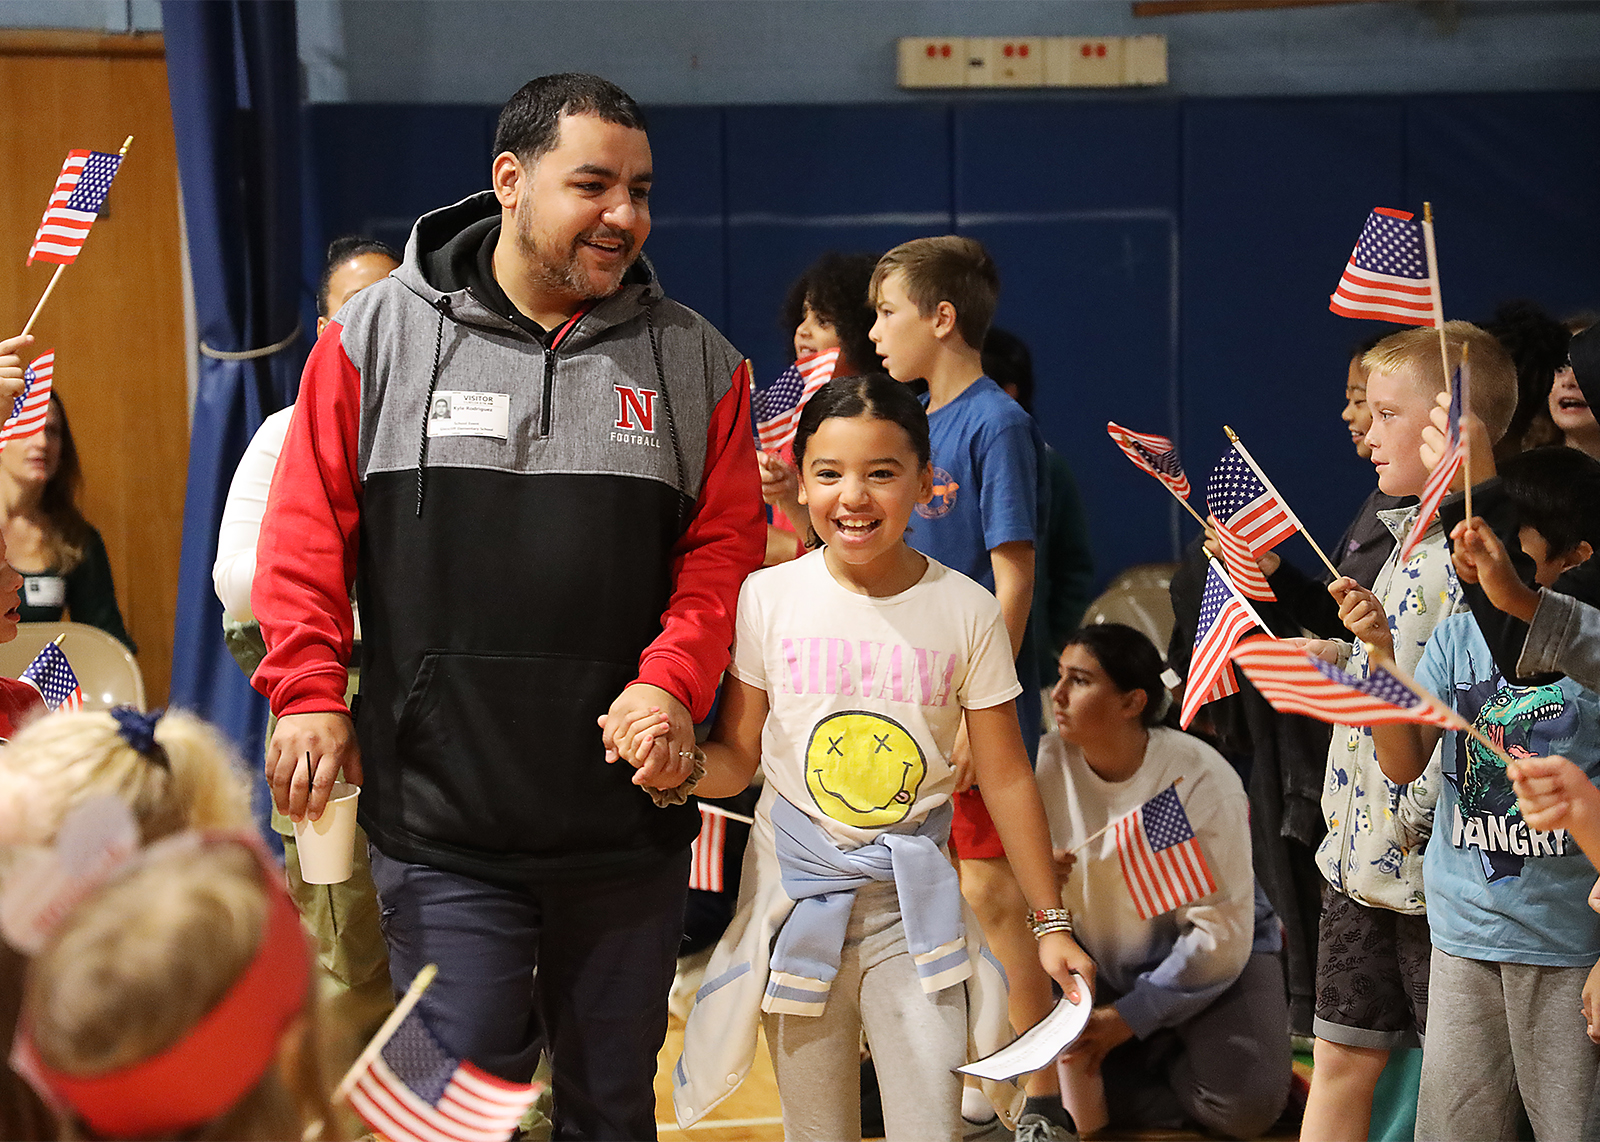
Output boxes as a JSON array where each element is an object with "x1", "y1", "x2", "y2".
[{"x1": 1012, "y1": 1113, "x2": 1078, "y2": 1142}]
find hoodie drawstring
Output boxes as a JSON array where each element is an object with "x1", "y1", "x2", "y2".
[
  {"x1": 416, "y1": 297, "x2": 451, "y2": 517},
  {"x1": 645, "y1": 299, "x2": 689, "y2": 533}
]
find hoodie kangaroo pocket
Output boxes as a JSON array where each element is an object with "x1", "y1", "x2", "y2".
[{"x1": 393, "y1": 651, "x2": 647, "y2": 858}]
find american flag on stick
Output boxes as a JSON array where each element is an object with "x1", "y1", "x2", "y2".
[
  {"x1": 27, "y1": 150, "x2": 124, "y2": 267},
  {"x1": 1209, "y1": 514, "x2": 1275, "y2": 602},
  {"x1": 20, "y1": 641, "x2": 83, "y2": 712},
  {"x1": 1113, "y1": 782, "x2": 1218, "y2": 920},
  {"x1": 1207, "y1": 445, "x2": 1299, "y2": 554},
  {"x1": 345, "y1": 1003, "x2": 542, "y2": 1142},
  {"x1": 752, "y1": 348, "x2": 839, "y2": 453},
  {"x1": 0, "y1": 351, "x2": 54, "y2": 452},
  {"x1": 1107, "y1": 422, "x2": 1191, "y2": 500},
  {"x1": 1396, "y1": 361, "x2": 1466, "y2": 567},
  {"x1": 1329, "y1": 207, "x2": 1435, "y2": 326},
  {"x1": 1178, "y1": 561, "x2": 1263, "y2": 729},
  {"x1": 1229, "y1": 635, "x2": 1459, "y2": 731}
]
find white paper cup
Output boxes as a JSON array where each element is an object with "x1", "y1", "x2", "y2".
[{"x1": 292, "y1": 782, "x2": 359, "y2": 884}]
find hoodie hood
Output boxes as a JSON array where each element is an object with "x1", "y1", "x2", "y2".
[{"x1": 393, "y1": 189, "x2": 661, "y2": 344}]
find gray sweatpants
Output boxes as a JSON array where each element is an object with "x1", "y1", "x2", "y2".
[
  {"x1": 763, "y1": 881, "x2": 967, "y2": 1142},
  {"x1": 1417, "y1": 948, "x2": 1599, "y2": 1141}
]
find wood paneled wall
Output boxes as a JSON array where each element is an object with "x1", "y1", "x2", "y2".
[{"x1": 0, "y1": 32, "x2": 186, "y2": 706}]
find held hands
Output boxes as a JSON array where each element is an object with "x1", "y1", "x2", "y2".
[
  {"x1": 266, "y1": 711, "x2": 362, "y2": 822},
  {"x1": 1450, "y1": 517, "x2": 1540, "y2": 623},
  {"x1": 1329, "y1": 577, "x2": 1394, "y2": 657},
  {"x1": 597, "y1": 683, "x2": 696, "y2": 791},
  {"x1": 0, "y1": 334, "x2": 36, "y2": 405},
  {"x1": 1036, "y1": 930, "x2": 1095, "y2": 1005}
]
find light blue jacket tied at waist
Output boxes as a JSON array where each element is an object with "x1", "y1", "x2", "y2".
[
  {"x1": 672, "y1": 791, "x2": 1022, "y2": 1129},
  {"x1": 765, "y1": 795, "x2": 970, "y2": 1014}
]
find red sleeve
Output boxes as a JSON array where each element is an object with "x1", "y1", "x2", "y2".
[
  {"x1": 0, "y1": 678, "x2": 45, "y2": 739},
  {"x1": 633, "y1": 359, "x2": 764, "y2": 721},
  {"x1": 250, "y1": 323, "x2": 363, "y2": 717}
]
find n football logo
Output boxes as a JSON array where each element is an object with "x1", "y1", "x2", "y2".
[{"x1": 614, "y1": 385, "x2": 656, "y2": 433}]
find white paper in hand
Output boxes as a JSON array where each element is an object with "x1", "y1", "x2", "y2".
[{"x1": 956, "y1": 976, "x2": 1093, "y2": 1081}]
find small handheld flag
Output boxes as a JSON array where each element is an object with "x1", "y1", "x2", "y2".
[
  {"x1": 1106, "y1": 422, "x2": 1191, "y2": 500},
  {"x1": 1112, "y1": 782, "x2": 1217, "y2": 920},
  {"x1": 1329, "y1": 207, "x2": 1434, "y2": 326},
  {"x1": 345, "y1": 1003, "x2": 542, "y2": 1142},
  {"x1": 1207, "y1": 447, "x2": 1298, "y2": 554},
  {"x1": 1395, "y1": 361, "x2": 1466, "y2": 567},
  {"x1": 0, "y1": 351, "x2": 54, "y2": 453},
  {"x1": 1229, "y1": 635, "x2": 1458, "y2": 731},
  {"x1": 20, "y1": 641, "x2": 84, "y2": 712},
  {"x1": 752, "y1": 348, "x2": 839, "y2": 453},
  {"x1": 1209, "y1": 514, "x2": 1275, "y2": 603},
  {"x1": 27, "y1": 150, "x2": 124, "y2": 267},
  {"x1": 1179, "y1": 562, "x2": 1260, "y2": 729}
]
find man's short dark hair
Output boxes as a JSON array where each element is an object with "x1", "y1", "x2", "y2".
[
  {"x1": 317, "y1": 236, "x2": 400, "y2": 318},
  {"x1": 1500, "y1": 445, "x2": 1600, "y2": 558},
  {"x1": 493, "y1": 73, "x2": 648, "y2": 165},
  {"x1": 982, "y1": 327, "x2": 1034, "y2": 413}
]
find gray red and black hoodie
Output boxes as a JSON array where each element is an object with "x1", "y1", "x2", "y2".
[{"x1": 253, "y1": 191, "x2": 763, "y2": 883}]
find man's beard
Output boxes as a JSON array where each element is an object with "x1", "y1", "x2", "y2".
[{"x1": 516, "y1": 208, "x2": 638, "y2": 301}]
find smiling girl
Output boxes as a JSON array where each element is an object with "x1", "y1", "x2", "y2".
[{"x1": 656, "y1": 374, "x2": 1093, "y2": 1141}]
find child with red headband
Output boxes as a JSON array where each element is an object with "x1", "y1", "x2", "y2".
[
  {"x1": 0, "y1": 708, "x2": 254, "y2": 1140},
  {"x1": 14, "y1": 831, "x2": 335, "y2": 1141}
]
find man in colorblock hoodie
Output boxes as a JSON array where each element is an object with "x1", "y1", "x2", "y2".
[{"x1": 252, "y1": 74, "x2": 763, "y2": 1140}]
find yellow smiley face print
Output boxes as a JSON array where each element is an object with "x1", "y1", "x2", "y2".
[{"x1": 804, "y1": 711, "x2": 927, "y2": 828}]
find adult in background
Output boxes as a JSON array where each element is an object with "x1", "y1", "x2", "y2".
[
  {"x1": 1, "y1": 392, "x2": 134, "y2": 651},
  {"x1": 212, "y1": 235, "x2": 400, "y2": 1095},
  {"x1": 251, "y1": 74, "x2": 763, "y2": 1140}
]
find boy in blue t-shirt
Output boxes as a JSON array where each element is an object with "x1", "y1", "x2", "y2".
[
  {"x1": 1370, "y1": 446, "x2": 1600, "y2": 1140},
  {"x1": 868, "y1": 235, "x2": 1061, "y2": 1141}
]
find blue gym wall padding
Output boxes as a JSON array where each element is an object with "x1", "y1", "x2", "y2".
[{"x1": 304, "y1": 91, "x2": 1600, "y2": 594}]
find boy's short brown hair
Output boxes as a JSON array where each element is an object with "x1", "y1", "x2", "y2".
[
  {"x1": 870, "y1": 236, "x2": 999, "y2": 351},
  {"x1": 1362, "y1": 321, "x2": 1519, "y2": 443}
]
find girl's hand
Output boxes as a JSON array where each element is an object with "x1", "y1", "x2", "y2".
[
  {"x1": 1036, "y1": 931, "x2": 1094, "y2": 1003},
  {"x1": 1511, "y1": 754, "x2": 1600, "y2": 835},
  {"x1": 757, "y1": 450, "x2": 798, "y2": 507},
  {"x1": 1203, "y1": 517, "x2": 1278, "y2": 575},
  {"x1": 598, "y1": 705, "x2": 669, "y2": 765},
  {"x1": 1330, "y1": 578, "x2": 1393, "y2": 655},
  {"x1": 1422, "y1": 388, "x2": 1495, "y2": 490},
  {"x1": 1059, "y1": 1006, "x2": 1134, "y2": 1073}
]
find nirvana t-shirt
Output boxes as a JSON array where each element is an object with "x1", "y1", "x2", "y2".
[
  {"x1": 729, "y1": 550, "x2": 1022, "y2": 849},
  {"x1": 1416, "y1": 612, "x2": 1600, "y2": 965}
]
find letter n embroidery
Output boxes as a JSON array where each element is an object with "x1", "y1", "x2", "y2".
[{"x1": 614, "y1": 385, "x2": 656, "y2": 432}]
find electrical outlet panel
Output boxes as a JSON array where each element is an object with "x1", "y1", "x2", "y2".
[
  {"x1": 966, "y1": 37, "x2": 1045, "y2": 87},
  {"x1": 897, "y1": 37, "x2": 969, "y2": 88},
  {"x1": 1048, "y1": 37, "x2": 1125, "y2": 87}
]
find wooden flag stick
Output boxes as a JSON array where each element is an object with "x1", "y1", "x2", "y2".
[
  {"x1": 1162, "y1": 479, "x2": 1209, "y2": 529},
  {"x1": 1207, "y1": 555, "x2": 1272, "y2": 632},
  {"x1": 1422, "y1": 203, "x2": 1473, "y2": 520},
  {"x1": 19, "y1": 266, "x2": 65, "y2": 339},
  {"x1": 1371, "y1": 648, "x2": 1517, "y2": 768},
  {"x1": 1460, "y1": 342, "x2": 1474, "y2": 521},
  {"x1": 1223, "y1": 426, "x2": 1341, "y2": 580},
  {"x1": 334, "y1": 962, "x2": 438, "y2": 1103},
  {"x1": 1072, "y1": 777, "x2": 1185, "y2": 854},
  {"x1": 698, "y1": 802, "x2": 755, "y2": 826},
  {"x1": 18, "y1": 136, "x2": 132, "y2": 340}
]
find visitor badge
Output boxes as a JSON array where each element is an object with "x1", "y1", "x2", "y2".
[
  {"x1": 24, "y1": 576, "x2": 65, "y2": 608},
  {"x1": 426, "y1": 391, "x2": 510, "y2": 440}
]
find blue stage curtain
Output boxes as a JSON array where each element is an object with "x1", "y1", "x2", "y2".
[{"x1": 162, "y1": 0, "x2": 306, "y2": 846}]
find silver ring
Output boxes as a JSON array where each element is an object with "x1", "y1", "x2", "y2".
[{"x1": 678, "y1": 749, "x2": 696, "y2": 760}]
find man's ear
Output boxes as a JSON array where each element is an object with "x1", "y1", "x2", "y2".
[{"x1": 491, "y1": 152, "x2": 525, "y2": 210}]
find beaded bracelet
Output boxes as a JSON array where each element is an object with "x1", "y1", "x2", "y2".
[{"x1": 1027, "y1": 907, "x2": 1074, "y2": 939}]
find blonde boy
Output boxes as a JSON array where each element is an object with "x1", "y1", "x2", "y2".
[
  {"x1": 868, "y1": 237, "x2": 1065, "y2": 1139},
  {"x1": 1300, "y1": 321, "x2": 1517, "y2": 1141}
]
